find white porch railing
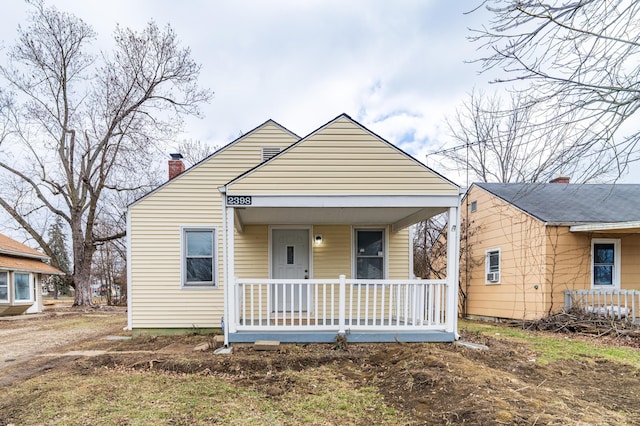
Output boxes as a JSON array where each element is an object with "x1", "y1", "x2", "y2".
[
  {"x1": 565, "y1": 289, "x2": 640, "y2": 323},
  {"x1": 230, "y1": 275, "x2": 448, "y2": 334}
]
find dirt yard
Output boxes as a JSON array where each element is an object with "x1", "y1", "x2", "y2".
[{"x1": 1, "y1": 308, "x2": 639, "y2": 425}]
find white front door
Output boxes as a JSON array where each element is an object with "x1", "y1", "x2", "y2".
[{"x1": 271, "y1": 229, "x2": 309, "y2": 311}]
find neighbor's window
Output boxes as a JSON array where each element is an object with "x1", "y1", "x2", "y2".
[
  {"x1": 470, "y1": 200, "x2": 477, "y2": 213},
  {"x1": 14, "y1": 273, "x2": 31, "y2": 301},
  {"x1": 183, "y1": 228, "x2": 216, "y2": 287},
  {"x1": 0, "y1": 272, "x2": 8, "y2": 302},
  {"x1": 592, "y1": 239, "x2": 620, "y2": 287},
  {"x1": 355, "y1": 229, "x2": 384, "y2": 279},
  {"x1": 485, "y1": 248, "x2": 500, "y2": 284}
]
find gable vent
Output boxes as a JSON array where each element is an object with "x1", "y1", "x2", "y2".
[{"x1": 261, "y1": 147, "x2": 281, "y2": 162}]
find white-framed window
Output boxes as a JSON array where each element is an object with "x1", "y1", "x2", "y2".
[
  {"x1": 14, "y1": 272, "x2": 32, "y2": 301},
  {"x1": 0, "y1": 271, "x2": 8, "y2": 302},
  {"x1": 355, "y1": 229, "x2": 385, "y2": 279},
  {"x1": 592, "y1": 239, "x2": 621, "y2": 288},
  {"x1": 470, "y1": 200, "x2": 477, "y2": 213},
  {"x1": 182, "y1": 227, "x2": 217, "y2": 288},
  {"x1": 485, "y1": 248, "x2": 500, "y2": 284}
]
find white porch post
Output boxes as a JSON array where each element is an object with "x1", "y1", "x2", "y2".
[
  {"x1": 446, "y1": 206, "x2": 460, "y2": 335},
  {"x1": 226, "y1": 205, "x2": 236, "y2": 336},
  {"x1": 338, "y1": 274, "x2": 346, "y2": 335}
]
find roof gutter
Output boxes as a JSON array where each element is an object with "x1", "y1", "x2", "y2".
[
  {"x1": 569, "y1": 221, "x2": 640, "y2": 233},
  {"x1": 0, "y1": 249, "x2": 49, "y2": 261}
]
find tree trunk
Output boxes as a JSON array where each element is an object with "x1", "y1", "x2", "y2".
[
  {"x1": 73, "y1": 254, "x2": 94, "y2": 306},
  {"x1": 72, "y1": 215, "x2": 95, "y2": 306}
]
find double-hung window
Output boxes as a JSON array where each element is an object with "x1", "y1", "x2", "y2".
[
  {"x1": 0, "y1": 272, "x2": 8, "y2": 302},
  {"x1": 485, "y1": 248, "x2": 500, "y2": 284},
  {"x1": 183, "y1": 228, "x2": 216, "y2": 287},
  {"x1": 355, "y1": 229, "x2": 385, "y2": 279},
  {"x1": 14, "y1": 273, "x2": 31, "y2": 301},
  {"x1": 592, "y1": 239, "x2": 620, "y2": 287}
]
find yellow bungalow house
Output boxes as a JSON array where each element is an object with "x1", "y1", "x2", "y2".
[
  {"x1": 127, "y1": 114, "x2": 462, "y2": 344},
  {"x1": 462, "y1": 181, "x2": 640, "y2": 321},
  {"x1": 0, "y1": 233, "x2": 63, "y2": 316}
]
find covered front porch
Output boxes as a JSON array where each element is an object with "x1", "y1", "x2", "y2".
[
  {"x1": 220, "y1": 193, "x2": 461, "y2": 345},
  {"x1": 229, "y1": 276, "x2": 453, "y2": 343}
]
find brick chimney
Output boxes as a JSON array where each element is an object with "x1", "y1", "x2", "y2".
[
  {"x1": 168, "y1": 153, "x2": 185, "y2": 180},
  {"x1": 549, "y1": 175, "x2": 570, "y2": 184}
]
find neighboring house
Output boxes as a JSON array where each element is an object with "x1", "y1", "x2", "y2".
[
  {"x1": 462, "y1": 180, "x2": 640, "y2": 321},
  {"x1": 0, "y1": 233, "x2": 63, "y2": 316},
  {"x1": 127, "y1": 114, "x2": 462, "y2": 344}
]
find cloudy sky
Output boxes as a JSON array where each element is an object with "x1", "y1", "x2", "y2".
[
  {"x1": 2, "y1": 0, "x2": 499, "y2": 186},
  {"x1": 2, "y1": 0, "x2": 637, "y2": 185}
]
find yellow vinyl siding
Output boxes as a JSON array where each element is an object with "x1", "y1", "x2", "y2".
[
  {"x1": 464, "y1": 186, "x2": 548, "y2": 320},
  {"x1": 621, "y1": 235, "x2": 640, "y2": 289},
  {"x1": 235, "y1": 225, "x2": 269, "y2": 279},
  {"x1": 129, "y1": 123, "x2": 298, "y2": 329},
  {"x1": 543, "y1": 226, "x2": 590, "y2": 314},
  {"x1": 463, "y1": 185, "x2": 640, "y2": 321},
  {"x1": 228, "y1": 117, "x2": 457, "y2": 195},
  {"x1": 312, "y1": 225, "x2": 352, "y2": 278},
  {"x1": 388, "y1": 228, "x2": 410, "y2": 279},
  {"x1": 131, "y1": 116, "x2": 448, "y2": 330}
]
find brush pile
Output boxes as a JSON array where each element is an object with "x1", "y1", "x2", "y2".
[{"x1": 523, "y1": 308, "x2": 640, "y2": 339}]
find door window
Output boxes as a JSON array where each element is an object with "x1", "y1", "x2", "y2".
[{"x1": 592, "y1": 239, "x2": 620, "y2": 287}]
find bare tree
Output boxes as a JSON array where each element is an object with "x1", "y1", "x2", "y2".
[
  {"x1": 0, "y1": 0, "x2": 211, "y2": 305},
  {"x1": 470, "y1": 0, "x2": 640, "y2": 181},
  {"x1": 175, "y1": 139, "x2": 218, "y2": 168},
  {"x1": 413, "y1": 216, "x2": 448, "y2": 280},
  {"x1": 439, "y1": 90, "x2": 591, "y2": 183},
  {"x1": 413, "y1": 215, "x2": 480, "y2": 315}
]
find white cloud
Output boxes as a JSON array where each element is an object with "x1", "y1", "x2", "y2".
[{"x1": 2, "y1": 0, "x2": 636, "y2": 184}]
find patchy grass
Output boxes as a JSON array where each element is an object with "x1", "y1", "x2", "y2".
[
  {"x1": 1, "y1": 364, "x2": 409, "y2": 425},
  {"x1": 460, "y1": 319, "x2": 640, "y2": 367},
  {"x1": 2, "y1": 312, "x2": 640, "y2": 425}
]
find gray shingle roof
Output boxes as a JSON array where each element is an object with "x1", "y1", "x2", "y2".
[{"x1": 474, "y1": 183, "x2": 640, "y2": 224}]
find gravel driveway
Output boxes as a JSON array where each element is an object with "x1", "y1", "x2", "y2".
[{"x1": 0, "y1": 308, "x2": 127, "y2": 371}]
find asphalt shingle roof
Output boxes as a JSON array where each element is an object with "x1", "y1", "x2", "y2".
[
  {"x1": 0, "y1": 233, "x2": 62, "y2": 275},
  {"x1": 474, "y1": 183, "x2": 640, "y2": 224}
]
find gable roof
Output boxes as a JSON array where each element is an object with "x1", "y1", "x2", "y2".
[
  {"x1": 475, "y1": 183, "x2": 640, "y2": 224},
  {"x1": 128, "y1": 119, "x2": 300, "y2": 208},
  {"x1": 0, "y1": 233, "x2": 62, "y2": 275},
  {"x1": 226, "y1": 113, "x2": 459, "y2": 192}
]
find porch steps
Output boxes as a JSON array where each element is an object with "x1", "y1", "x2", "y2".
[{"x1": 254, "y1": 340, "x2": 280, "y2": 351}]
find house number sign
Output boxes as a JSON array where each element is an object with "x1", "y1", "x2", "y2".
[{"x1": 227, "y1": 195, "x2": 252, "y2": 206}]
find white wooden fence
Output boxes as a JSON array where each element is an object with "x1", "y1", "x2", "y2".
[
  {"x1": 564, "y1": 289, "x2": 640, "y2": 323},
  {"x1": 230, "y1": 275, "x2": 448, "y2": 334}
]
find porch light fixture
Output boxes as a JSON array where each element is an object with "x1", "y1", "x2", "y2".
[{"x1": 314, "y1": 234, "x2": 323, "y2": 245}]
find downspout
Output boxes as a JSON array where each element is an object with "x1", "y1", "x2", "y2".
[
  {"x1": 455, "y1": 190, "x2": 463, "y2": 339},
  {"x1": 218, "y1": 186, "x2": 229, "y2": 347},
  {"x1": 465, "y1": 189, "x2": 469, "y2": 318},
  {"x1": 125, "y1": 208, "x2": 132, "y2": 331}
]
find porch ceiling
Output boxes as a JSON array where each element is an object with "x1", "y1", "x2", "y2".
[{"x1": 234, "y1": 206, "x2": 447, "y2": 231}]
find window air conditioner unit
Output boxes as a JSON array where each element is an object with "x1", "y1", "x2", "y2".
[{"x1": 487, "y1": 272, "x2": 499, "y2": 282}]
